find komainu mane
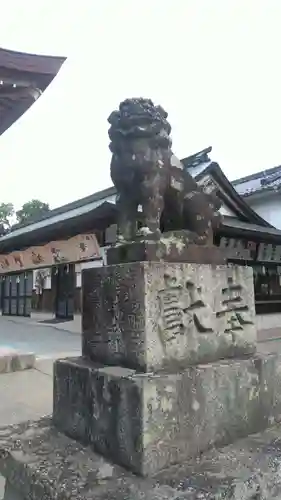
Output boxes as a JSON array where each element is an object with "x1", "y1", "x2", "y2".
[{"x1": 108, "y1": 98, "x2": 222, "y2": 243}]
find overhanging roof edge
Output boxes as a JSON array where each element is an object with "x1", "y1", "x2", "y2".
[
  {"x1": 197, "y1": 163, "x2": 273, "y2": 228},
  {"x1": 0, "y1": 47, "x2": 66, "y2": 75},
  {"x1": 0, "y1": 199, "x2": 117, "y2": 246}
]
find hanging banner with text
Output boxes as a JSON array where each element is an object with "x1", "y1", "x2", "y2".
[{"x1": 0, "y1": 233, "x2": 101, "y2": 274}]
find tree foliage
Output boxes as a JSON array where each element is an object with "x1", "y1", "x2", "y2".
[
  {"x1": 16, "y1": 199, "x2": 50, "y2": 225},
  {"x1": 0, "y1": 202, "x2": 14, "y2": 231}
]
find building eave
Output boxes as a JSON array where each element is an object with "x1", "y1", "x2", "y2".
[
  {"x1": 0, "y1": 47, "x2": 66, "y2": 137},
  {"x1": 0, "y1": 201, "x2": 117, "y2": 253},
  {"x1": 0, "y1": 47, "x2": 66, "y2": 77},
  {"x1": 220, "y1": 216, "x2": 281, "y2": 243},
  {"x1": 196, "y1": 162, "x2": 273, "y2": 228},
  {"x1": 11, "y1": 186, "x2": 117, "y2": 232}
]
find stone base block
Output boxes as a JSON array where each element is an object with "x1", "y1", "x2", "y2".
[
  {"x1": 0, "y1": 347, "x2": 35, "y2": 374},
  {"x1": 53, "y1": 354, "x2": 281, "y2": 476},
  {"x1": 2, "y1": 417, "x2": 281, "y2": 499},
  {"x1": 106, "y1": 232, "x2": 225, "y2": 266},
  {"x1": 82, "y1": 261, "x2": 257, "y2": 371}
]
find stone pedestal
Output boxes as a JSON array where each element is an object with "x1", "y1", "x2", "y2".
[
  {"x1": 52, "y1": 256, "x2": 261, "y2": 476},
  {"x1": 53, "y1": 354, "x2": 281, "y2": 476},
  {"x1": 82, "y1": 261, "x2": 256, "y2": 372},
  {"x1": 106, "y1": 233, "x2": 226, "y2": 266}
]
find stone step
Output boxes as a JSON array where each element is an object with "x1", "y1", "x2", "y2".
[
  {"x1": 1, "y1": 417, "x2": 281, "y2": 499},
  {"x1": 0, "y1": 347, "x2": 35, "y2": 374}
]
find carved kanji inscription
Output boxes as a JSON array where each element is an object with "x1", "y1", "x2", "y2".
[
  {"x1": 83, "y1": 262, "x2": 256, "y2": 371},
  {"x1": 216, "y1": 275, "x2": 254, "y2": 333},
  {"x1": 158, "y1": 272, "x2": 213, "y2": 345}
]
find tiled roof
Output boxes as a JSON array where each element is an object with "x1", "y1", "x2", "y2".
[
  {"x1": 233, "y1": 165, "x2": 281, "y2": 198},
  {"x1": 10, "y1": 187, "x2": 117, "y2": 231}
]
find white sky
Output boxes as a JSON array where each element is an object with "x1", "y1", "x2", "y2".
[{"x1": 1, "y1": 0, "x2": 281, "y2": 210}]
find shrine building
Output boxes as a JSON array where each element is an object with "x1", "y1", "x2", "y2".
[{"x1": 1, "y1": 48, "x2": 281, "y2": 321}]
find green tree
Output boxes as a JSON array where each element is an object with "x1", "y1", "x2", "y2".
[
  {"x1": 16, "y1": 199, "x2": 50, "y2": 225},
  {"x1": 0, "y1": 202, "x2": 14, "y2": 230}
]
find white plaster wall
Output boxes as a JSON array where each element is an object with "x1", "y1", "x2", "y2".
[
  {"x1": 256, "y1": 313, "x2": 281, "y2": 332},
  {"x1": 247, "y1": 193, "x2": 281, "y2": 229},
  {"x1": 75, "y1": 248, "x2": 108, "y2": 287}
]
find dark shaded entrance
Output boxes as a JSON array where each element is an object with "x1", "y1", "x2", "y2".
[
  {"x1": 0, "y1": 271, "x2": 33, "y2": 317},
  {"x1": 52, "y1": 264, "x2": 75, "y2": 320}
]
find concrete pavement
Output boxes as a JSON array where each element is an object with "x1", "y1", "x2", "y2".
[
  {"x1": 2, "y1": 312, "x2": 82, "y2": 335},
  {"x1": 0, "y1": 315, "x2": 81, "y2": 428},
  {"x1": 0, "y1": 360, "x2": 54, "y2": 499},
  {"x1": 0, "y1": 314, "x2": 81, "y2": 499},
  {"x1": 0, "y1": 315, "x2": 81, "y2": 359},
  {"x1": 0, "y1": 361, "x2": 53, "y2": 426}
]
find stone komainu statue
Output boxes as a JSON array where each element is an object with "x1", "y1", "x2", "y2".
[{"x1": 108, "y1": 98, "x2": 222, "y2": 243}]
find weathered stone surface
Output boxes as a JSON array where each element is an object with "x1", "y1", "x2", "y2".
[
  {"x1": 3, "y1": 417, "x2": 281, "y2": 498},
  {"x1": 0, "y1": 348, "x2": 35, "y2": 374},
  {"x1": 53, "y1": 355, "x2": 281, "y2": 476},
  {"x1": 0, "y1": 417, "x2": 148, "y2": 500},
  {"x1": 254, "y1": 352, "x2": 281, "y2": 425},
  {"x1": 3, "y1": 481, "x2": 23, "y2": 500},
  {"x1": 82, "y1": 262, "x2": 256, "y2": 371},
  {"x1": 156, "y1": 425, "x2": 281, "y2": 499},
  {"x1": 108, "y1": 98, "x2": 222, "y2": 244},
  {"x1": 106, "y1": 233, "x2": 225, "y2": 266}
]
